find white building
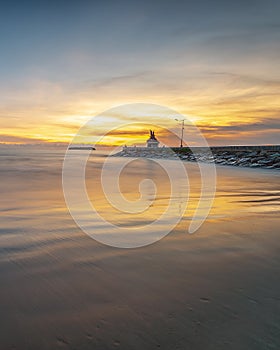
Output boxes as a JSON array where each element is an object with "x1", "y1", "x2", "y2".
[{"x1": 146, "y1": 130, "x2": 159, "y2": 148}]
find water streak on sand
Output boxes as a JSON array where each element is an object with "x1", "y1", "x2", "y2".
[{"x1": 0, "y1": 145, "x2": 280, "y2": 349}]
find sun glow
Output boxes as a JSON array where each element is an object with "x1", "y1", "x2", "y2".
[{"x1": 1, "y1": 80, "x2": 279, "y2": 146}]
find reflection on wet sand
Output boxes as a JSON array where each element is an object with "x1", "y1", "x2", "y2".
[{"x1": 0, "y1": 146, "x2": 279, "y2": 349}]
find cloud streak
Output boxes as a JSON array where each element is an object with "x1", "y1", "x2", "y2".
[{"x1": 0, "y1": 0, "x2": 280, "y2": 145}]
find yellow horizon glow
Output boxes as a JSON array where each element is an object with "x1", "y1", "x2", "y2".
[{"x1": 1, "y1": 80, "x2": 279, "y2": 146}]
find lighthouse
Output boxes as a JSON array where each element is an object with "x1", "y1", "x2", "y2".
[{"x1": 146, "y1": 130, "x2": 159, "y2": 148}]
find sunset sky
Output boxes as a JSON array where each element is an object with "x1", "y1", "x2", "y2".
[{"x1": 1, "y1": 0, "x2": 280, "y2": 146}]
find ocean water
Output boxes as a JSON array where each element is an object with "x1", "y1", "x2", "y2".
[
  {"x1": 1, "y1": 144, "x2": 279, "y2": 238},
  {"x1": 0, "y1": 144, "x2": 280, "y2": 349}
]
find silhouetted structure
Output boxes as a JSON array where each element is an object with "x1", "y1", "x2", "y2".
[{"x1": 147, "y1": 130, "x2": 159, "y2": 148}]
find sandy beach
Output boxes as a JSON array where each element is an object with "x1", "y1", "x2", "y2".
[
  {"x1": 1, "y1": 146, "x2": 280, "y2": 350},
  {"x1": 2, "y1": 1, "x2": 280, "y2": 348}
]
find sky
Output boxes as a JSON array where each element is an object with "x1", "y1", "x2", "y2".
[{"x1": 0, "y1": 0, "x2": 280, "y2": 146}]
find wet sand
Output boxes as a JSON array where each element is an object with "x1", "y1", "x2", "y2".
[{"x1": 0, "y1": 146, "x2": 280, "y2": 349}]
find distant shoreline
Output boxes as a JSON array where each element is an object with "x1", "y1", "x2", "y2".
[{"x1": 68, "y1": 146, "x2": 96, "y2": 150}]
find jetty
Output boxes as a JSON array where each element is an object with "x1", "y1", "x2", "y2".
[{"x1": 113, "y1": 131, "x2": 280, "y2": 170}]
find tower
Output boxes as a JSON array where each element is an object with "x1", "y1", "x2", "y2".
[{"x1": 146, "y1": 130, "x2": 159, "y2": 148}]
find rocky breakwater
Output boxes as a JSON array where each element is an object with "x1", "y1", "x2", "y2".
[
  {"x1": 112, "y1": 146, "x2": 280, "y2": 170},
  {"x1": 112, "y1": 147, "x2": 179, "y2": 159},
  {"x1": 173, "y1": 146, "x2": 280, "y2": 170}
]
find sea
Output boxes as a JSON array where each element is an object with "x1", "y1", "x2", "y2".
[{"x1": 0, "y1": 144, "x2": 279, "y2": 349}]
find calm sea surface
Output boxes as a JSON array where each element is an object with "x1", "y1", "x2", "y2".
[
  {"x1": 1, "y1": 144, "x2": 279, "y2": 235},
  {"x1": 0, "y1": 144, "x2": 280, "y2": 349}
]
